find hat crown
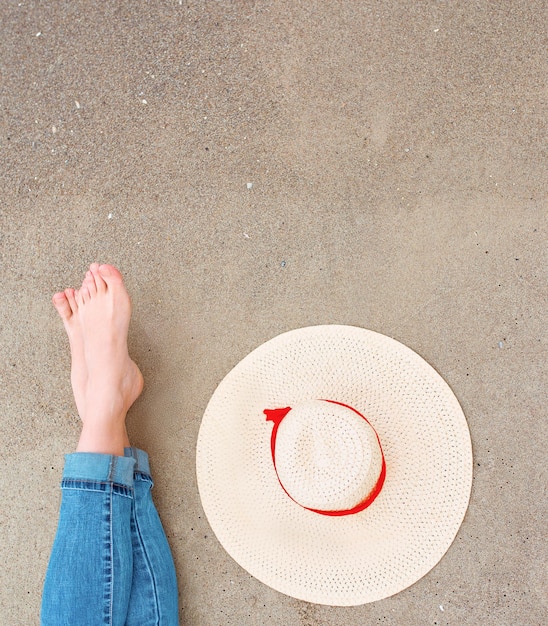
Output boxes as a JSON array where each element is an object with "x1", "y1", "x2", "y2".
[{"x1": 268, "y1": 400, "x2": 385, "y2": 514}]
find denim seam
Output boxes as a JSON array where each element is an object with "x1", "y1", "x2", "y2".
[
  {"x1": 108, "y1": 483, "x2": 114, "y2": 626},
  {"x1": 61, "y1": 481, "x2": 134, "y2": 499},
  {"x1": 134, "y1": 471, "x2": 153, "y2": 484},
  {"x1": 61, "y1": 481, "x2": 131, "y2": 487},
  {"x1": 102, "y1": 485, "x2": 113, "y2": 626},
  {"x1": 133, "y1": 501, "x2": 161, "y2": 624}
]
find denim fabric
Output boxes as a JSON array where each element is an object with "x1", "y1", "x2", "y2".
[
  {"x1": 124, "y1": 448, "x2": 179, "y2": 626},
  {"x1": 41, "y1": 450, "x2": 178, "y2": 626}
]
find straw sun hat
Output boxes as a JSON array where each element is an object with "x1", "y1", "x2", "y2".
[{"x1": 196, "y1": 326, "x2": 472, "y2": 605}]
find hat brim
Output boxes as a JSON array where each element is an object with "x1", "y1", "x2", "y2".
[{"x1": 196, "y1": 325, "x2": 473, "y2": 605}]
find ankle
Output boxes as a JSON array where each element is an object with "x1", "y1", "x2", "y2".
[{"x1": 76, "y1": 421, "x2": 127, "y2": 456}]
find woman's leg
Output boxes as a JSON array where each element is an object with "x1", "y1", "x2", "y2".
[
  {"x1": 43, "y1": 264, "x2": 145, "y2": 625},
  {"x1": 124, "y1": 448, "x2": 179, "y2": 625},
  {"x1": 41, "y1": 453, "x2": 136, "y2": 626}
]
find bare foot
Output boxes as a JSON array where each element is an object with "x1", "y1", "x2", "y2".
[{"x1": 52, "y1": 263, "x2": 143, "y2": 455}]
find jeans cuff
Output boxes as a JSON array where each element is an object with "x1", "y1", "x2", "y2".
[
  {"x1": 63, "y1": 453, "x2": 136, "y2": 488},
  {"x1": 123, "y1": 447, "x2": 151, "y2": 476}
]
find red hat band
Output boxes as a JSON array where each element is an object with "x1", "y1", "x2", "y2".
[{"x1": 264, "y1": 400, "x2": 386, "y2": 517}]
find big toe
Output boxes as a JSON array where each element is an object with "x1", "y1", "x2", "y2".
[
  {"x1": 98, "y1": 264, "x2": 124, "y2": 284},
  {"x1": 52, "y1": 292, "x2": 73, "y2": 321}
]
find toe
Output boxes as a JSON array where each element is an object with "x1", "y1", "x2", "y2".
[
  {"x1": 81, "y1": 271, "x2": 91, "y2": 291},
  {"x1": 79, "y1": 284, "x2": 90, "y2": 303},
  {"x1": 90, "y1": 263, "x2": 107, "y2": 293},
  {"x1": 52, "y1": 291, "x2": 73, "y2": 321},
  {"x1": 65, "y1": 288, "x2": 78, "y2": 314},
  {"x1": 98, "y1": 264, "x2": 124, "y2": 285},
  {"x1": 85, "y1": 270, "x2": 97, "y2": 296}
]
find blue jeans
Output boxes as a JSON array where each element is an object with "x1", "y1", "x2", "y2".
[{"x1": 41, "y1": 449, "x2": 179, "y2": 625}]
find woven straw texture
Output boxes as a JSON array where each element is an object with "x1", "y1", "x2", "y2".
[{"x1": 196, "y1": 326, "x2": 473, "y2": 605}]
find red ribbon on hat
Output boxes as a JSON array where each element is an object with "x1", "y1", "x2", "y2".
[{"x1": 264, "y1": 400, "x2": 386, "y2": 516}]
